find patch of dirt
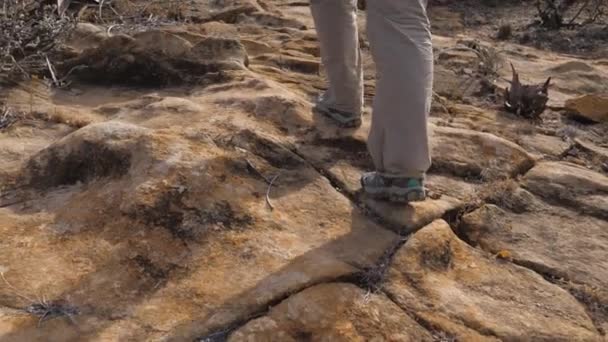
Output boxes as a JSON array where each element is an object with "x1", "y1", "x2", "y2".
[
  {"x1": 127, "y1": 181, "x2": 254, "y2": 241},
  {"x1": 26, "y1": 139, "x2": 132, "y2": 189},
  {"x1": 434, "y1": 0, "x2": 608, "y2": 56},
  {"x1": 215, "y1": 129, "x2": 305, "y2": 170},
  {"x1": 61, "y1": 32, "x2": 248, "y2": 86}
]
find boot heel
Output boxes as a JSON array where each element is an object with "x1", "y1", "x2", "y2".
[{"x1": 406, "y1": 190, "x2": 426, "y2": 202}]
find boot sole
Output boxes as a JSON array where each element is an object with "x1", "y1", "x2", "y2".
[
  {"x1": 363, "y1": 187, "x2": 426, "y2": 204},
  {"x1": 313, "y1": 105, "x2": 362, "y2": 128}
]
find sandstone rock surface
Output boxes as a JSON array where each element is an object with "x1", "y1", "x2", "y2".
[
  {"x1": 462, "y1": 203, "x2": 608, "y2": 311},
  {"x1": 1, "y1": 1, "x2": 608, "y2": 341},
  {"x1": 523, "y1": 161, "x2": 608, "y2": 218},
  {"x1": 229, "y1": 283, "x2": 433, "y2": 342},
  {"x1": 565, "y1": 93, "x2": 608, "y2": 123},
  {"x1": 385, "y1": 220, "x2": 601, "y2": 341}
]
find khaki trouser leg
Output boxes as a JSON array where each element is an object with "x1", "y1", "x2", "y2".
[
  {"x1": 366, "y1": 0, "x2": 433, "y2": 178},
  {"x1": 310, "y1": 0, "x2": 364, "y2": 115}
]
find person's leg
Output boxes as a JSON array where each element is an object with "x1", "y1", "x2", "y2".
[
  {"x1": 310, "y1": 0, "x2": 364, "y2": 127},
  {"x1": 363, "y1": 0, "x2": 434, "y2": 202}
]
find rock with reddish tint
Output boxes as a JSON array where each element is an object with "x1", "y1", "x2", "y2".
[
  {"x1": 228, "y1": 283, "x2": 433, "y2": 342},
  {"x1": 565, "y1": 93, "x2": 608, "y2": 123},
  {"x1": 384, "y1": 220, "x2": 601, "y2": 341},
  {"x1": 431, "y1": 126, "x2": 536, "y2": 180},
  {"x1": 523, "y1": 161, "x2": 608, "y2": 218}
]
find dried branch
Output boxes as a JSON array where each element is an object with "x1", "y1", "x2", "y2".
[
  {"x1": 0, "y1": 105, "x2": 20, "y2": 130},
  {"x1": 98, "y1": 0, "x2": 105, "y2": 22},
  {"x1": 583, "y1": 0, "x2": 607, "y2": 23},
  {"x1": 245, "y1": 159, "x2": 271, "y2": 184},
  {"x1": 266, "y1": 173, "x2": 280, "y2": 211},
  {"x1": 536, "y1": 0, "x2": 606, "y2": 28},
  {"x1": 1, "y1": 1, "x2": 75, "y2": 84},
  {"x1": 568, "y1": 0, "x2": 593, "y2": 25},
  {"x1": 1, "y1": 271, "x2": 80, "y2": 328},
  {"x1": 45, "y1": 55, "x2": 59, "y2": 86},
  {"x1": 57, "y1": 0, "x2": 71, "y2": 15},
  {"x1": 1, "y1": 271, "x2": 35, "y2": 303}
]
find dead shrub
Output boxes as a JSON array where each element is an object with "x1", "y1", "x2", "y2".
[
  {"x1": 536, "y1": 0, "x2": 608, "y2": 29},
  {"x1": 0, "y1": 1, "x2": 75, "y2": 84},
  {"x1": 497, "y1": 24, "x2": 513, "y2": 40}
]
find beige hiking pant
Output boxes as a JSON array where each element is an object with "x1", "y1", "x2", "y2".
[{"x1": 311, "y1": 0, "x2": 433, "y2": 178}]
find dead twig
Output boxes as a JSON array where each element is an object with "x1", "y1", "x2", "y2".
[
  {"x1": 244, "y1": 158, "x2": 281, "y2": 210},
  {"x1": 266, "y1": 173, "x2": 281, "y2": 211},
  {"x1": 98, "y1": 0, "x2": 105, "y2": 23},
  {"x1": 1, "y1": 1, "x2": 75, "y2": 84},
  {"x1": 435, "y1": 43, "x2": 505, "y2": 78},
  {"x1": 1, "y1": 272, "x2": 79, "y2": 328},
  {"x1": 436, "y1": 41, "x2": 506, "y2": 100},
  {"x1": 536, "y1": 0, "x2": 607, "y2": 28},
  {"x1": 45, "y1": 55, "x2": 59, "y2": 86},
  {"x1": 568, "y1": 0, "x2": 593, "y2": 25},
  {"x1": 8, "y1": 55, "x2": 27, "y2": 77},
  {"x1": 57, "y1": 64, "x2": 88, "y2": 84},
  {"x1": 0, "y1": 105, "x2": 20, "y2": 130},
  {"x1": 57, "y1": 0, "x2": 71, "y2": 15},
  {"x1": 1, "y1": 272, "x2": 36, "y2": 303},
  {"x1": 108, "y1": 3, "x2": 123, "y2": 22},
  {"x1": 245, "y1": 159, "x2": 271, "y2": 184},
  {"x1": 107, "y1": 24, "x2": 119, "y2": 35},
  {"x1": 583, "y1": 0, "x2": 607, "y2": 24}
]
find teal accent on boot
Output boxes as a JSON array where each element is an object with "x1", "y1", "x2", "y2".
[{"x1": 360, "y1": 172, "x2": 426, "y2": 203}]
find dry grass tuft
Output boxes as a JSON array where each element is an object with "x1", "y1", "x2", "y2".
[
  {"x1": 0, "y1": 104, "x2": 21, "y2": 130},
  {"x1": 1, "y1": 272, "x2": 79, "y2": 327}
]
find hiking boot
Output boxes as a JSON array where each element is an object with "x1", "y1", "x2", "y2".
[
  {"x1": 360, "y1": 172, "x2": 426, "y2": 203},
  {"x1": 313, "y1": 102, "x2": 362, "y2": 128}
]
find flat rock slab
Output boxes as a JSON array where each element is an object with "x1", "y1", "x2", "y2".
[
  {"x1": 384, "y1": 220, "x2": 601, "y2": 341},
  {"x1": 295, "y1": 140, "x2": 469, "y2": 233},
  {"x1": 4, "y1": 2, "x2": 608, "y2": 341},
  {"x1": 461, "y1": 200, "x2": 608, "y2": 331},
  {"x1": 301, "y1": 124, "x2": 536, "y2": 183},
  {"x1": 297, "y1": 139, "x2": 479, "y2": 201},
  {"x1": 227, "y1": 283, "x2": 433, "y2": 341},
  {"x1": 363, "y1": 195, "x2": 462, "y2": 234},
  {"x1": 431, "y1": 126, "x2": 536, "y2": 180},
  {"x1": 433, "y1": 103, "x2": 540, "y2": 145},
  {"x1": 0, "y1": 121, "x2": 399, "y2": 341},
  {"x1": 575, "y1": 138, "x2": 608, "y2": 161},
  {"x1": 572, "y1": 138, "x2": 608, "y2": 173},
  {"x1": 517, "y1": 133, "x2": 571, "y2": 158},
  {"x1": 425, "y1": 173, "x2": 479, "y2": 200},
  {"x1": 0, "y1": 121, "x2": 73, "y2": 180},
  {"x1": 429, "y1": 104, "x2": 572, "y2": 160},
  {"x1": 63, "y1": 30, "x2": 249, "y2": 86},
  {"x1": 565, "y1": 93, "x2": 608, "y2": 123},
  {"x1": 523, "y1": 161, "x2": 608, "y2": 218}
]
